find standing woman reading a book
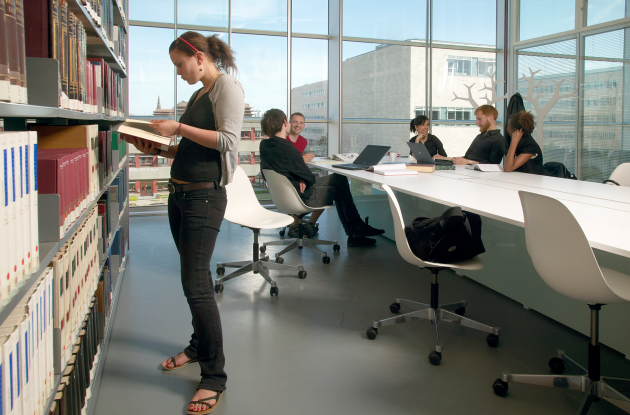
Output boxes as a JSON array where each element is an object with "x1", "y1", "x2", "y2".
[
  {"x1": 408, "y1": 115, "x2": 447, "y2": 158},
  {"x1": 123, "y1": 31, "x2": 244, "y2": 414}
]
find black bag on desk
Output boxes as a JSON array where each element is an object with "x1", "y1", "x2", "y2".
[{"x1": 405, "y1": 207, "x2": 485, "y2": 263}]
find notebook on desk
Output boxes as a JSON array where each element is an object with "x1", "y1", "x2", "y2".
[{"x1": 332, "y1": 145, "x2": 391, "y2": 170}]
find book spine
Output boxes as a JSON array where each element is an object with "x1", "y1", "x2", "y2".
[
  {"x1": 14, "y1": 0, "x2": 26, "y2": 103},
  {"x1": 67, "y1": 11, "x2": 75, "y2": 109},
  {"x1": 0, "y1": 0, "x2": 10, "y2": 101},
  {"x1": 59, "y1": 0, "x2": 68, "y2": 108},
  {"x1": 5, "y1": 0, "x2": 20, "y2": 103}
]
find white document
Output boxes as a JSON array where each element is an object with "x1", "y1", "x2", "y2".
[
  {"x1": 28, "y1": 131, "x2": 39, "y2": 272},
  {"x1": 330, "y1": 153, "x2": 360, "y2": 162},
  {"x1": 466, "y1": 164, "x2": 503, "y2": 172},
  {"x1": 372, "y1": 163, "x2": 418, "y2": 176}
]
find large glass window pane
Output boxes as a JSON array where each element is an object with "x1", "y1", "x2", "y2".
[
  {"x1": 177, "y1": 0, "x2": 229, "y2": 27},
  {"x1": 232, "y1": 0, "x2": 288, "y2": 32},
  {"x1": 129, "y1": 27, "x2": 175, "y2": 117},
  {"x1": 128, "y1": 27, "x2": 176, "y2": 206},
  {"x1": 231, "y1": 34, "x2": 288, "y2": 115},
  {"x1": 517, "y1": 54, "x2": 577, "y2": 173},
  {"x1": 342, "y1": 42, "x2": 425, "y2": 120},
  {"x1": 129, "y1": 0, "x2": 173, "y2": 23},
  {"x1": 176, "y1": 31, "x2": 228, "y2": 120},
  {"x1": 342, "y1": 123, "x2": 409, "y2": 154},
  {"x1": 519, "y1": 0, "x2": 574, "y2": 41},
  {"x1": 587, "y1": 0, "x2": 628, "y2": 26},
  {"x1": 343, "y1": 0, "x2": 426, "y2": 41},
  {"x1": 292, "y1": 0, "x2": 327, "y2": 35},
  {"x1": 520, "y1": 39, "x2": 576, "y2": 55},
  {"x1": 291, "y1": 38, "x2": 328, "y2": 156},
  {"x1": 584, "y1": 29, "x2": 627, "y2": 60},
  {"x1": 432, "y1": 49, "x2": 498, "y2": 157},
  {"x1": 581, "y1": 60, "x2": 630, "y2": 182},
  {"x1": 432, "y1": 0, "x2": 496, "y2": 46},
  {"x1": 240, "y1": 119, "x2": 268, "y2": 200}
]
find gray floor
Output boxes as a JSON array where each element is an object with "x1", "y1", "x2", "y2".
[{"x1": 93, "y1": 210, "x2": 630, "y2": 415}]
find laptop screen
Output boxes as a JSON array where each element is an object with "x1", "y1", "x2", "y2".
[{"x1": 354, "y1": 145, "x2": 391, "y2": 165}]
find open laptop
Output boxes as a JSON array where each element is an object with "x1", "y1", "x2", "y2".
[
  {"x1": 332, "y1": 145, "x2": 391, "y2": 170},
  {"x1": 407, "y1": 142, "x2": 453, "y2": 166}
]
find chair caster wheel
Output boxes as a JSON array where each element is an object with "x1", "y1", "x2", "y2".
[
  {"x1": 270, "y1": 286, "x2": 279, "y2": 296},
  {"x1": 486, "y1": 333, "x2": 499, "y2": 348},
  {"x1": 366, "y1": 327, "x2": 378, "y2": 340},
  {"x1": 454, "y1": 307, "x2": 465, "y2": 316},
  {"x1": 428, "y1": 351, "x2": 442, "y2": 366},
  {"x1": 389, "y1": 302, "x2": 401, "y2": 314},
  {"x1": 322, "y1": 256, "x2": 330, "y2": 264},
  {"x1": 492, "y1": 378, "x2": 508, "y2": 396},
  {"x1": 298, "y1": 271, "x2": 307, "y2": 279},
  {"x1": 333, "y1": 244, "x2": 340, "y2": 252},
  {"x1": 275, "y1": 256, "x2": 284, "y2": 264},
  {"x1": 548, "y1": 357, "x2": 565, "y2": 374},
  {"x1": 214, "y1": 284, "x2": 224, "y2": 294},
  {"x1": 216, "y1": 267, "x2": 225, "y2": 276},
  {"x1": 260, "y1": 245, "x2": 266, "y2": 254}
]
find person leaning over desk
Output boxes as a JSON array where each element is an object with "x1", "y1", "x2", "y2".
[
  {"x1": 123, "y1": 31, "x2": 244, "y2": 415},
  {"x1": 503, "y1": 110, "x2": 544, "y2": 175},
  {"x1": 408, "y1": 115, "x2": 447, "y2": 158},
  {"x1": 434, "y1": 104, "x2": 506, "y2": 165}
]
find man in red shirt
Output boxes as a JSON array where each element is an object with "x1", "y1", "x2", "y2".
[{"x1": 286, "y1": 112, "x2": 315, "y2": 162}]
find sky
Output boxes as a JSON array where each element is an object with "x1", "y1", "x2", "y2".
[{"x1": 127, "y1": 0, "x2": 627, "y2": 117}]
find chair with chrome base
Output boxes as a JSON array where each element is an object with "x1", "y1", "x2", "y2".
[
  {"x1": 214, "y1": 167, "x2": 306, "y2": 297},
  {"x1": 366, "y1": 184, "x2": 500, "y2": 365},
  {"x1": 492, "y1": 191, "x2": 630, "y2": 414},
  {"x1": 260, "y1": 169, "x2": 340, "y2": 265}
]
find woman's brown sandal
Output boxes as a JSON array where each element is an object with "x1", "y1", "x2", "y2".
[
  {"x1": 187, "y1": 391, "x2": 223, "y2": 415},
  {"x1": 161, "y1": 352, "x2": 197, "y2": 371}
]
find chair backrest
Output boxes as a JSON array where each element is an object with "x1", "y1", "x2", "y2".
[
  {"x1": 262, "y1": 169, "x2": 312, "y2": 215},
  {"x1": 606, "y1": 163, "x2": 630, "y2": 187},
  {"x1": 518, "y1": 191, "x2": 619, "y2": 303},
  {"x1": 224, "y1": 166, "x2": 262, "y2": 223},
  {"x1": 381, "y1": 184, "x2": 430, "y2": 266}
]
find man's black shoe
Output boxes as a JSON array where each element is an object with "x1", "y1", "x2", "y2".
[
  {"x1": 347, "y1": 236, "x2": 377, "y2": 247},
  {"x1": 351, "y1": 217, "x2": 385, "y2": 238}
]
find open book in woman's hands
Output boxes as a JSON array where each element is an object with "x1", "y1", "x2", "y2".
[{"x1": 116, "y1": 119, "x2": 172, "y2": 151}]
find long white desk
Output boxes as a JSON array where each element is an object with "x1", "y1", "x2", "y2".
[{"x1": 307, "y1": 157, "x2": 630, "y2": 356}]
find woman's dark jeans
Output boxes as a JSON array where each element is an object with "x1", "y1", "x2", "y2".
[{"x1": 168, "y1": 185, "x2": 227, "y2": 392}]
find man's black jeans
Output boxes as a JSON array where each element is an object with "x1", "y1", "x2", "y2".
[
  {"x1": 168, "y1": 185, "x2": 227, "y2": 392},
  {"x1": 303, "y1": 173, "x2": 361, "y2": 235}
]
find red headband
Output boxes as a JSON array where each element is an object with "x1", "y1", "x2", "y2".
[{"x1": 178, "y1": 37, "x2": 199, "y2": 54}]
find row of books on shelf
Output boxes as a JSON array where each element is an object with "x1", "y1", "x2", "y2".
[
  {"x1": 0, "y1": 128, "x2": 127, "y2": 303},
  {"x1": 1, "y1": 267, "x2": 55, "y2": 415},
  {"x1": 0, "y1": 0, "x2": 127, "y2": 115}
]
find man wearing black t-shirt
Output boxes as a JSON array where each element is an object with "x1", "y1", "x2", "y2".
[
  {"x1": 259, "y1": 109, "x2": 384, "y2": 247},
  {"x1": 435, "y1": 104, "x2": 506, "y2": 165}
]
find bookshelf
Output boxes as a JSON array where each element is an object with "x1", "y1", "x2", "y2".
[{"x1": 1, "y1": 0, "x2": 130, "y2": 412}]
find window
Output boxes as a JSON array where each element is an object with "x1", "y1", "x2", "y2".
[
  {"x1": 519, "y1": 0, "x2": 575, "y2": 41},
  {"x1": 478, "y1": 59, "x2": 495, "y2": 76},
  {"x1": 448, "y1": 57, "x2": 472, "y2": 76},
  {"x1": 302, "y1": 102, "x2": 325, "y2": 109}
]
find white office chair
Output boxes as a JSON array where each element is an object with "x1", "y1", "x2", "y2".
[
  {"x1": 603, "y1": 163, "x2": 630, "y2": 187},
  {"x1": 366, "y1": 184, "x2": 500, "y2": 365},
  {"x1": 492, "y1": 191, "x2": 630, "y2": 414},
  {"x1": 214, "y1": 167, "x2": 306, "y2": 297},
  {"x1": 261, "y1": 169, "x2": 340, "y2": 264}
]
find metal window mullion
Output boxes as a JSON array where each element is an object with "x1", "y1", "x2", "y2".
[
  {"x1": 288, "y1": 0, "x2": 291, "y2": 115},
  {"x1": 228, "y1": 0, "x2": 232, "y2": 47},
  {"x1": 425, "y1": 0, "x2": 429, "y2": 128},
  {"x1": 338, "y1": 0, "x2": 343, "y2": 154},
  {"x1": 428, "y1": 0, "x2": 433, "y2": 130},
  {"x1": 576, "y1": 32, "x2": 585, "y2": 180},
  {"x1": 174, "y1": 0, "x2": 178, "y2": 123}
]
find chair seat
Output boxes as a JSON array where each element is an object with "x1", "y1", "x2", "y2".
[
  {"x1": 405, "y1": 253, "x2": 484, "y2": 271},
  {"x1": 600, "y1": 267, "x2": 630, "y2": 303},
  {"x1": 224, "y1": 205, "x2": 294, "y2": 229}
]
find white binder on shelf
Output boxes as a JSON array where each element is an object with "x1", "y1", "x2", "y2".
[
  {"x1": 19, "y1": 132, "x2": 31, "y2": 279},
  {"x1": 2, "y1": 133, "x2": 18, "y2": 294},
  {"x1": 10, "y1": 133, "x2": 25, "y2": 285},
  {"x1": 28, "y1": 131, "x2": 39, "y2": 272},
  {"x1": 45, "y1": 268, "x2": 54, "y2": 400},
  {"x1": 1, "y1": 135, "x2": 8, "y2": 301}
]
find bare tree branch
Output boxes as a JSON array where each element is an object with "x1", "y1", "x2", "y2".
[{"x1": 452, "y1": 83, "x2": 479, "y2": 109}]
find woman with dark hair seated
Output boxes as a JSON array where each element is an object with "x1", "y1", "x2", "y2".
[
  {"x1": 504, "y1": 110, "x2": 544, "y2": 174},
  {"x1": 408, "y1": 115, "x2": 447, "y2": 158}
]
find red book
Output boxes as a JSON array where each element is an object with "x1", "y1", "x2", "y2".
[{"x1": 23, "y1": 0, "x2": 56, "y2": 58}]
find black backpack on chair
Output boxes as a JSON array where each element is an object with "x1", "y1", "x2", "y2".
[{"x1": 405, "y1": 206, "x2": 485, "y2": 263}]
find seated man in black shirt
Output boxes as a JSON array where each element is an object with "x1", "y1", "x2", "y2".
[
  {"x1": 259, "y1": 109, "x2": 384, "y2": 247},
  {"x1": 434, "y1": 105, "x2": 506, "y2": 165}
]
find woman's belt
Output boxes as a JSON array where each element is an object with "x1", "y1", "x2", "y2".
[{"x1": 168, "y1": 180, "x2": 218, "y2": 193}]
